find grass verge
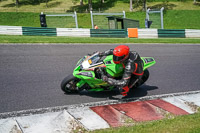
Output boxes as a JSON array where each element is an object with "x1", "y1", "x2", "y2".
[
  {"x1": 0, "y1": 10, "x2": 200, "y2": 29},
  {"x1": 0, "y1": 35, "x2": 200, "y2": 43},
  {"x1": 90, "y1": 111, "x2": 200, "y2": 133},
  {"x1": 0, "y1": 35, "x2": 200, "y2": 44}
]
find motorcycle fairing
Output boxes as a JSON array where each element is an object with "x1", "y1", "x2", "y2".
[
  {"x1": 141, "y1": 57, "x2": 156, "y2": 70},
  {"x1": 73, "y1": 53, "x2": 156, "y2": 91}
]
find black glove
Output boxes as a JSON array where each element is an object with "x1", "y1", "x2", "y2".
[
  {"x1": 93, "y1": 51, "x2": 98, "y2": 54},
  {"x1": 98, "y1": 67, "x2": 108, "y2": 82},
  {"x1": 99, "y1": 52, "x2": 104, "y2": 57},
  {"x1": 88, "y1": 51, "x2": 99, "y2": 56}
]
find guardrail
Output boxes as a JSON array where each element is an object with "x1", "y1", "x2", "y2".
[
  {"x1": 22, "y1": 27, "x2": 57, "y2": 36},
  {"x1": 0, "y1": 26, "x2": 200, "y2": 38},
  {"x1": 90, "y1": 29, "x2": 127, "y2": 38},
  {"x1": 138, "y1": 29, "x2": 158, "y2": 38},
  {"x1": 57, "y1": 28, "x2": 90, "y2": 37},
  {"x1": 185, "y1": 29, "x2": 200, "y2": 38},
  {"x1": 128, "y1": 28, "x2": 200, "y2": 38},
  {"x1": 0, "y1": 26, "x2": 22, "y2": 35},
  {"x1": 158, "y1": 29, "x2": 185, "y2": 38}
]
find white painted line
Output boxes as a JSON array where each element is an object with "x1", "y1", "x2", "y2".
[
  {"x1": 162, "y1": 97, "x2": 194, "y2": 114},
  {"x1": 67, "y1": 107, "x2": 110, "y2": 131}
]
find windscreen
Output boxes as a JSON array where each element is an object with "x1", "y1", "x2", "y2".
[{"x1": 88, "y1": 54, "x2": 100, "y2": 65}]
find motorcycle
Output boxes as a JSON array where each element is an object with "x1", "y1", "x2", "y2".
[{"x1": 61, "y1": 52, "x2": 156, "y2": 94}]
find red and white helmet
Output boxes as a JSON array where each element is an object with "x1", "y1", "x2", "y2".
[{"x1": 113, "y1": 45, "x2": 130, "y2": 64}]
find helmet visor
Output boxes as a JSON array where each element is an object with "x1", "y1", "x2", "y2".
[{"x1": 113, "y1": 55, "x2": 125, "y2": 62}]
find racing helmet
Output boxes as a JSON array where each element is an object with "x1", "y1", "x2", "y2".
[{"x1": 113, "y1": 45, "x2": 130, "y2": 64}]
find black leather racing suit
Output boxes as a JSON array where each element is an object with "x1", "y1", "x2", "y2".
[{"x1": 100, "y1": 49, "x2": 144, "y2": 95}]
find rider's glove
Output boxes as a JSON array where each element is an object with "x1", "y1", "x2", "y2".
[
  {"x1": 99, "y1": 52, "x2": 104, "y2": 57},
  {"x1": 98, "y1": 67, "x2": 108, "y2": 81},
  {"x1": 88, "y1": 51, "x2": 99, "y2": 56}
]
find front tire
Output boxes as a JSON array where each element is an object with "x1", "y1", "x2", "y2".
[{"x1": 61, "y1": 74, "x2": 80, "y2": 94}]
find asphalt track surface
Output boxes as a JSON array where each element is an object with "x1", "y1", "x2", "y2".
[{"x1": 0, "y1": 43, "x2": 200, "y2": 113}]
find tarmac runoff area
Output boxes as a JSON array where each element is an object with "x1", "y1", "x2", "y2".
[{"x1": 0, "y1": 90, "x2": 200, "y2": 133}]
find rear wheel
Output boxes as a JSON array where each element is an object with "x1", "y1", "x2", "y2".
[
  {"x1": 61, "y1": 74, "x2": 80, "y2": 94},
  {"x1": 134, "y1": 69, "x2": 149, "y2": 88},
  {"x1": 141, "y1": 69, "x2": 149, "y2": 84}
]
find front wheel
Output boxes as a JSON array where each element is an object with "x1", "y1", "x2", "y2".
[{"x1": 61, "y1": 74, "x2": 80, "y2": 94}]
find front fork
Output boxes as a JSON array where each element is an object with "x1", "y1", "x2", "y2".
[{"x1": 76, "y1": 79, "x2": 86, "y2": 89}]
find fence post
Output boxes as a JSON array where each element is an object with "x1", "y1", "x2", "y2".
[
  {"x1": 160, "y1": 7, "x2": 164, "y2": 29},
  {"x1": 90, "y1": 11, "x2": 94, "y2": 29},
  {"x1": 145, "y1": 9, "x2": 150, "y2": 28},
  {"x1": 123, "y1": 11, "x2": 126, "y2": 18},
  {"x1": 146, "y1": 8, "x2": 150, "y2": 20},
  {"x1": 74, "y1": 11, "x2": 78, "y2": 28}
]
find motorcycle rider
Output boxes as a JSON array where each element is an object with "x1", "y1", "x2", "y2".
[{"x1": 99, "y1": 45, "x2": 144, "y2": 96}]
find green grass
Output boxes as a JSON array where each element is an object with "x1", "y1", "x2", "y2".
[
  {"x1": 0, "y1": 0, "x2": 200, "y2": 29},
  {"x1": 90, "y1": 112, "x2": 200, "y2": 133},
  {"x1": 0, "y1": 12, "x2": 40, "y2": 27},
  {"x1": 147, "y1": 1, "x2": 200, "y2": 10},
  {"x1": 0, "y1": 35, "x2": 200, "y2": 43},
  {"x1": 0, "y1": 10, "x2": 200, "y2": 29},
  {"x1": 164, "y1": 10, "x2": 200, "y2": 29}
]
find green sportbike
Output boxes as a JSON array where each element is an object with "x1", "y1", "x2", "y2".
[{"x1": 61, "y1": 52, "x2": 156, "y2": 94}]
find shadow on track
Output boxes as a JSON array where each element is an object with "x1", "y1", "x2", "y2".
[{"x1": 65, "y1": 84, "x2": 158, "y2": 100}]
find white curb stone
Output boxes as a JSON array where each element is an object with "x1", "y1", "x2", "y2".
[
  {"x1": 0, "y1": 118, "x2": 22, "y2": 133},
  {"x1": 176, "y1": 93, "x2": 200, "y2": 107},
  {"x1": 162, "y1": 97, "x2": 194, "y2": 114},
  {"x1": 16, "y1": 110, "x2": 78, "y2": 133},
  {"x1": 67, "y1": 107, "x2": 110, "y2": 131}
]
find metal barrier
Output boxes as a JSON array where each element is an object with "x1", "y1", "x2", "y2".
[
  {"x1": 90, "y1": 29, "x2": 127, "y2": 38},
  {"x1": 185, "y1": 29, "x2": 200, "y2": 38},
  {"x1": 22, "y1": 27, "x2": 57, "y2": 36},
  {"x1": 138, "y1": 29, "x2": 158, "y2": 38},
  {"x1": 0, "y1": 26, "x2": 22, "y2": 35},
  {"x1": 158, "y1": 29, "x2": 185, "y2": 38},
  {"x1": 57, "y1": 28, "x2": 90, "y2": 37},
  {"x1": 0, "y1": 26, "x2": 199, "y2": 38}
]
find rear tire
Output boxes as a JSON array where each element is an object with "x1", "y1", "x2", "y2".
[
  {"x1": 61, "y1": 74, "x2": 80, "y2": 94},
  {"x1": 141, "y1": 69, "x2": 150, "y2": 84},
  {"x1": 134, "y1": 69, "x2": 149, "y2": 88}
]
